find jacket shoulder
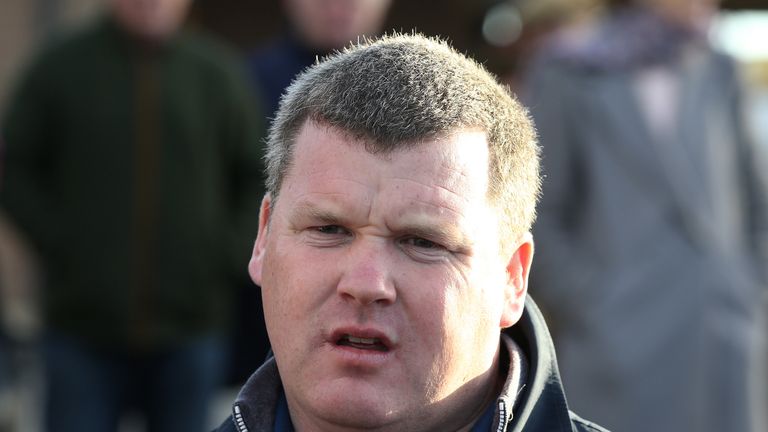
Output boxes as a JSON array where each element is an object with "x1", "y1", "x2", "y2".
[{"x1": 19, "y1": 20, "x2": 102, "y2": 76}]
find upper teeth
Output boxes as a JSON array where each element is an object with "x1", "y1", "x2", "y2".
[{"x1": 347, "y1": 336, "x2": 377, "y2": 344}]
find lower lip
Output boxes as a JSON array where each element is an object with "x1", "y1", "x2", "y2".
[{"x1": 329, "y1": 344, "x2": 394, "y2": 369}]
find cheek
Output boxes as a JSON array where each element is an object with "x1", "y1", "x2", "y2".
[
  {"x1": 396, "y1": 268, "x2": 452, "y2": 343},
  {"x1": 260, "y1": 246, "x2": 309, "y2": 339},
  {"x1": 444, "y1": 268, "x2": 506, "y2": 348},
  {"x1": 402, "y1": 274, "x2": 500, "y2": 397},
  {"x1": 404, "y1": 271, "x2": 485, "y2": 349},
  {"x1": 260, "y1": 239, "x2": 339, "y2": 326}
]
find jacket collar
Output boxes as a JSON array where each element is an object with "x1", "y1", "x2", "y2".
[{"x1": 503, "y1": 297, "x2": 577, "y2": 431}]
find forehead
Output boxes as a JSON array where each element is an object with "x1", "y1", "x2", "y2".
[
  {"x1": 288, "y1": 120, "x2": 488, "y2": 185},
  {"x1": 279, "y1": 121, "x2": 493, "y2": 222}
]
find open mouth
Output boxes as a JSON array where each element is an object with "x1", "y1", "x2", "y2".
[{"x1": 336, "y1": 334, "x2": 389, "y2": 352}]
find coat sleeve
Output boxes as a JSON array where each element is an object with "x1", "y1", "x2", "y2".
[
  {"x1": 728, "y1": 59, "x2": 768, "y2": 283},
  {"x1": 0, "y1": 51, "x2": 62, "y2": 259}
]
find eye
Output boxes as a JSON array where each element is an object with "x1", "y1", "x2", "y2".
[
  {"x1": 314, "y1": 225, "x2": 348, "y2": 235},
  {"x1": 399, "y1": 236, "x2": 450, "y2": 262},
  {"x1": 404, "y1": 237, "x2": 443, "y2": 250},
  {"x1": 304, "y1": 225, "x2": 352, "y2": 247}
]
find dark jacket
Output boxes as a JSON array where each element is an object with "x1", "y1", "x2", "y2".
[
  {"x1": 247, "y1": 35, "x2": 320, "y2": 120},
  {"x1": 214, "y1": 297, "x2": 608, "y2": 432},
  {"x1": 0, "y1": 17, "x2": 265, "y2": 350}
]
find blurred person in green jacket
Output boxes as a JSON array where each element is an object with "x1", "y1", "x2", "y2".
[{"x1": 0, "y1": 0, "x2": 265, "y2": 430}]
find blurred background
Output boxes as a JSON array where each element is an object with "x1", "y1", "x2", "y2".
[
  {"x1": 0, "y1": 0, "x2": 765, "y2": 99},
  {"x1": 0, "y1": 1, "x2": 767, "y2": 432},
  {"x1": 1, "y1": 0, "x2": 765, "y2": 114}
]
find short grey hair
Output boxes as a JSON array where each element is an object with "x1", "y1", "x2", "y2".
[{"x1": 265, "y1": 33, "x2": 540, "y2": 244}]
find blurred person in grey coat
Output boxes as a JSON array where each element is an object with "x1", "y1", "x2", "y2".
[{"x1": 525, "y1": 0, "x2": 768, "y2": 431}]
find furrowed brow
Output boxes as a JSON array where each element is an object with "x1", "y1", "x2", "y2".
[
  {"x1": 396, "y1": 221, "x2": 469, "y2": 250},
  {"x1": 292, "y1": 201, "x2": 347, "y2": 225}
]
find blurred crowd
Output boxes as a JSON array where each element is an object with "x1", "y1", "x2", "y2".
[{"x1": 0, "y1": 0, "x2": 766, "y2": 431}]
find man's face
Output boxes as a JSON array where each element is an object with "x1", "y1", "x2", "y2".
[
  {"x1": 284, "y1": 0, "x2": 392, "y2": 51},
  {"x1": 250, "y1": 121, "x2": 532, "y2": 431},
  {"x1": 109, "y1": 0, "x2": 191, "y2": 40}
]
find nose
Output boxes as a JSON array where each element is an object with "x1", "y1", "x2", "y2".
[{"x1": 336, "y1": 238, "x2": 397, "y2": 306}]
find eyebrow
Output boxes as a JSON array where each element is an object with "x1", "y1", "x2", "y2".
[
  {"x1": 291, "y1": 200, "x2": 348, "y2": 225},
  {"x1": 291, "y1": 199, "x2": 471, "y2": 250},
  {"x1": 391, "y1": 217, "x2": 470, "y2": 252}
]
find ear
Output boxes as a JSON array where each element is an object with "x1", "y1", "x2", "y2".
[
  {"x1": 248, "y1": 193, "x2": 273, "y2": 287},
  {"x1": 499, "y1": 233, "x2": 534, "y2": 328}
]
